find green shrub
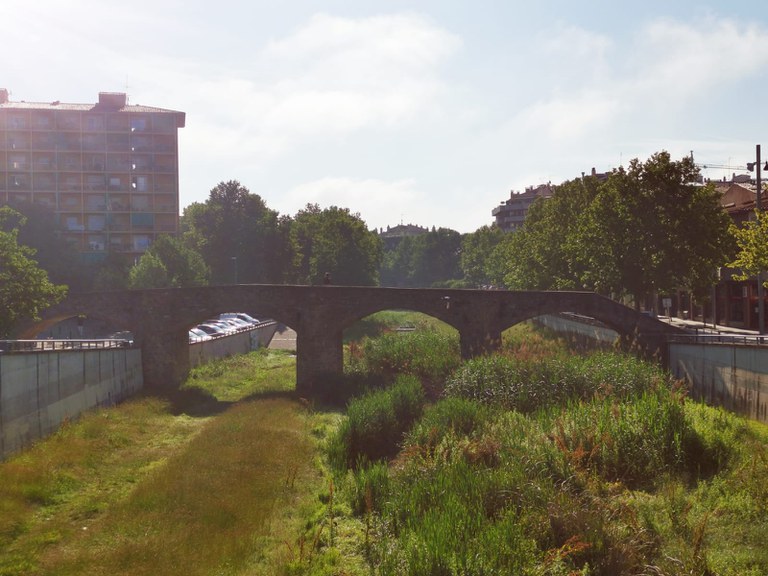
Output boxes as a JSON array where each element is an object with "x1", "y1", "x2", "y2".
[
  {"x1": 375, "y1": 459, "x2": 541, "y2": 575},
  {"x1": 405, "y1": 397, "x2": 491, "y2": 450},
  {"x1": 349, "y1": 461, "x2": 390, "y2": 516},
  {"x1": 444, "y1": 351, "x2": 673, "y2": 412},
  {"x1": 352, "y1": 330, "x2": 460, "y2": 394},
  {"x1": 547, "y1": 386, "x2": 691, "y2": 487},
  {"x1": 327, "y1": 375, "x2": 425, "y2": 471}
]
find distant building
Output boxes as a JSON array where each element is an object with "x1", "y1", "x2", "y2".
[
  {"x1": 0, "y1": 89, "x2": 185, "y2": 261},
  {"x1": 378, "y1": 223, "x2": 429, "y2": 249},
  {"x1": 492, "y1": 183, "x2": 553, "y2": 232}
]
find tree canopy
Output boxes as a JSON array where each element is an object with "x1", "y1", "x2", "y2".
[
  {"x1": 288, "y1": 204, "x2": 382, "y2": 286},
  {"x1": 0, "y1": 207, "x2": 68, "y2": 337},
  {"x1": 379, "y1": 227, "x2": 463, "y2": 288},
  {"x1": 728, "y1": 210, "x2": 768, "y2": 286},
  {"x1": 181, "y1": 181, "x2": 287, "y2": 284},
  {"x1": 459, "y1": 225, "x2": 504, "y2": 287},
  {"x1": 128, "y1": 234, "x2": 210, "y2": 289},
  {"x1": 492, "y1": 152, "x2": 733, "y2": 307}
]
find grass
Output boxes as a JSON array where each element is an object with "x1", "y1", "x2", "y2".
[
  {"x1": 4, "y1": 317, "x2": 768, "y2": 575},
  {"x1": 0, "y1": 349, "x2": 328, "y2": 576},
  {"x1": 318, "y1": 319, "x2": 768, "y2": 575}
]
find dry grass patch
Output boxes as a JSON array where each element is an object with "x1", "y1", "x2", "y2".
[
  {"x1": 0, "y1": 351, "x2": 321, "y2": 576},
  {"x1": 39, "y1": 397, "x2": 316, "y2": 576}
]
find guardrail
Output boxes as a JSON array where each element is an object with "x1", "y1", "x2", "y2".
[
  {"x1": 0, "y1": 339, "x2": 133, "y2": 352},
  {"x1": 667, "y1": 333, "x2": 768, "y2": 346}
]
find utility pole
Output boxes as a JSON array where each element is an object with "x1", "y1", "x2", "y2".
[{"x1": 757, "y1": 145, "x2": 764, "y2": 335}]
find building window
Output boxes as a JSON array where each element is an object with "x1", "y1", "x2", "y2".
[{"x1": 130, "y1": 117, "x2": 147, "y2": 132}]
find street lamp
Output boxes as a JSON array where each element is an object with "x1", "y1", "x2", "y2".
[
  {"x1": 231, "y1": 256, "x2": 238, "y2": 284},
  {"x1": 747, "y1": 144, "x2": 767, "y2": 334}
]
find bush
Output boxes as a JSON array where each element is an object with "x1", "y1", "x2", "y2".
[
  {"x1": 348, "y1": 461, "x2": 390, "y2": 516},
  {"x1": 351, "y1": 330, "x2": 461, "y2": 395},
  {"x1": 405, "y1": 397, "x2": 491, "y2": 451},
  {"x1": 547, "y1": 386, "x2": 691, "y2": 487},
  {"x1": 327, "y1": 375, "x2": 426, "y2": 471},
  {"x1": 444, "y1": 351, "x2": 673, "y2": 412}
]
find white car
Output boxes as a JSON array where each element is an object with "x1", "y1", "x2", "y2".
[
  {"x1": 196, "y1": 323, "x2": 229, "y2": 337},
  {"x1": 188, "y1": 327, "x2": 212, "y2": 343},
  {"x1": 220, "y1": 312, "x2": 260, "y2": 325}
]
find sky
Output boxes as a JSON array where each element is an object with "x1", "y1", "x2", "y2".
[{"x1": 4, "y1": 0, "x2": 768, "y2": 233}]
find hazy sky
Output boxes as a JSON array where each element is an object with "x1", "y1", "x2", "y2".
[{"x1": 4, "y1": 0, "x2": 768, "y2": 232}]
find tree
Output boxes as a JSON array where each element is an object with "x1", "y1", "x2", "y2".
[
  {"x1": 145, "y1": 234, "x2": 209, "y2": 287},
  {"x1": 728, "y1": 211, "x2": 768, "y2": 286},
  {"x1": 491, "y1": 152, "x2": 733, "y2": 307},
  {"x1": 128, "y1": 251, "x2": 170, "y2": 289},
  {"x1": 380, "y1": 236, "x2": 415, "y2": 287},
  {"x1": 492, "y1": 177, "x2": 598, "y2": 290},
  {"x1": 579, "y1": 153, "x2": 732, "y2": 306},
  {"x1": 3, "y1": 200, "x2": 88, "y2": 291},
  {"x1": 460, "y1": 225, "x2": 504, "y2": 287},
  {"x1": 288, "y1": 204, "x2": 382, "y2": 285},
  {"x1": 181, "y1": 181, "x2": 287, "y2": 284},
  {"x1": 409, "y1": 227, "x2": 463, "y2": 287},
  {"x1": 0, "y1": 207, "x2": 68, "y2": 337}
]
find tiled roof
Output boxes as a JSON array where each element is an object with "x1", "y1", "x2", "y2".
[{"x1": 0, "y1": 100, "x2": 184, "y2": 115}]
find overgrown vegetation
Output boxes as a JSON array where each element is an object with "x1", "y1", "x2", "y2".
[
  {"x1": 317, "y1": 318, "x2": 768, "y2": 575},
  {"x1": 3, "y1": 318, "x2": 767, "y2": 575},
  {"x1": 0, "y1": 349, "x2": 325, "y2": 576}
]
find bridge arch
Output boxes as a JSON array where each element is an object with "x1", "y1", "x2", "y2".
[{"x1": 32, "y1": 286, "x2": 685, "y2": 393}]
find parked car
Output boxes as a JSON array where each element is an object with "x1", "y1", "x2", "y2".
[
  {"x1": 196, "y1": 323, "x2": 228, "y2": 338},
  {"x1": 188, "y1": 327, "x2": 212, "y2": 343},
  {"x1": 220, "y1": 312, "x2": 260, "y2": 325},
  {"x1": 206, "y1": 319, "x2": 240, "y2": 334},
  {"x1": 218, "y1": 316, "x2": 251, "y2": 330}
]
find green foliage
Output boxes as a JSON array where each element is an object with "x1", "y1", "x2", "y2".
[
  {"x1": 459, "y1": 224, "x2": 505, "y2": 287},
  {"x1": 128, "y1": 234, "x2": 210, "y2": 289},
  {"x1": 444, "y1": 351, "x2": 671, "y2": 412},
  {"x1": 728, "y1": 209, "x2": 768, "y2": 286},
  {"x1": 380, "y1": 227, "x2": 463, "y2": 287},
  {"x1": 3, "y1": 200, "x2": 87, "y2": 291},
  {"x1": 328, "y1": 343, "x2": 766, "y2": 575},
  {"x1": 348, "y1": 329, "x2": 461, "y2": 393},
  {"x1": 546, "y1": 386, "x2": 692, "y2": 488},
  {"x1": 147, "y1": 234, "x2": 210, "y2": 287},
  {"x1": 0, "y1": 206, "x2": 67, "y2": 337},
  {"x1": 348, "y1": 461, "x2": 390, "y2": 516},
  {"x1": 128, "y1": 250, "x2": 170, "y2": 288},
  {"x1": 327, "y1": 375, "x2": 425, "y2": 471},
  {"x1": 181, "y1": 180, "x2": 287, "y2": 283},
  {"x1": 493, "y1": 152, "x2": 733, "y2": 305},
  {"x1": 288, "y1": 204, "x2": 382, "y2": 286},
  {"x1": 405, "y1": 397, "x2": 492, "y2": 450},
  {"x1": 460, "y1": 226, "x2": 504, "y2": 288}
]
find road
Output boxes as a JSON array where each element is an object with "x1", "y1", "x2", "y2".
[{"x1": 268, "y1": 325, "x2": 297, "y2": 351}]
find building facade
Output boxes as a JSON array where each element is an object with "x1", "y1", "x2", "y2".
[
  {"x1": 0, "y1": 89, "x2": 185, "y2": 261},
  {"x1": 492, "y1": 183, "x2": 553, "y2": 232}
]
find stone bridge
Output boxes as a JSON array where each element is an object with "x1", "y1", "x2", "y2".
[{"x1": 24, "y1": 285, "x2": 686, "y2": 393}]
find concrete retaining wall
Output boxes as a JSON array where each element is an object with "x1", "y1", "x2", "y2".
[
  {"x1": 533, "y1": 314, "x2": 618, "y2": 347},
  {"x1": 189, "y1": 322, "x2": 279, "y2": 368},
  {"x1": 536, "y1": 314, "x2": 768, "y2": 424},
  {"x1": 0, "y1": 348, "x2": 143, "y2": 460},
  {"x1": 670, "y1": 343, "x2": 768, "y2": 423}
]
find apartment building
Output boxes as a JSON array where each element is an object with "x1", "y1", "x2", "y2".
[
  {"x1": 492, "y1": 183, "x2": 553, "y2": 232},
  {"x1": 0, "y1": 89, "x2": 185, "y2": 260}
]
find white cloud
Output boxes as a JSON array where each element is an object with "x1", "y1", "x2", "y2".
[
  {"x1": 158, "y1": 12, "x2": 463, "y2": 179},
  {"x1": 283, "y1": 177, "x2": 421, "y2": 229}
]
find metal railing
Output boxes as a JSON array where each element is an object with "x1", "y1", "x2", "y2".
[
  {"x1": 666, "y1": 333, "x2": 768, "y2": 347},
  {"x1": 0, "y1": 339, "x2": 133, "y2": 353}
]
